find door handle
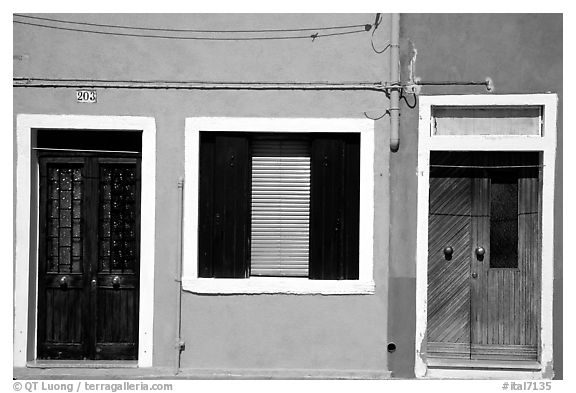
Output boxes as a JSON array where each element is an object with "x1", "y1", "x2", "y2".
[
  {"x1": 59, "y1": 276, "x2": 68, "y2": 289},
  {"x1": 475, "y1": 246, "x2": 485, "y2": 261},
  {"x1": 443, "y1": 246, "x2": 453, "y2": 260},
  {"x1": 112, "y1": 276, "x2": 121, "y2": 289},
  {"x1": 472, "y1": 272, "x2": 478, "y2": 279}
]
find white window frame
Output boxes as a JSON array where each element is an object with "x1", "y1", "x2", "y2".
[
  {"x1": 183, "y1": 117, "x2": 375, "y2": 295},
  {"x1": 414, "y1": 94, "x2": 557, "y2": 379},
  {"x1": 14, "y1": 115, "x2": 156, "y2": 367}
]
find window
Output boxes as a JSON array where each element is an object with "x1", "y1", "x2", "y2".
[
  {"x1": 198, "y1": 132, "x2": 359, "y2": 280},
  {"x1": 183, "y1": 118, "x2": 375, "y2": 294}
]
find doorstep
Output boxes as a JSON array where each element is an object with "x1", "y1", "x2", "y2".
[
  {"x1": 423, "y1": 358, "x2": 547, "y2": 379},
  {"x1": 427, "y1": 358, "x2": 542, "y2": 371}
]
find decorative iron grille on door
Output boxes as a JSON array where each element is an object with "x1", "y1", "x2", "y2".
[{"x1": 37, "y1": 154, "x2": 141, "y2": 360}]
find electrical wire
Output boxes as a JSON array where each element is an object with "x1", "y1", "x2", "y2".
[
  {"x1": 32, "y1": 147, "x2": 140, "y2": 154},
  {"x1": 430, "y1": 164, "x2": 543, "y2": 169},
  {"x1": 14, "y1": 13, "x2": 372, "y2": 34},
  {"x1": 363, "y1": 109, "x2": 389, "y2": 121},
  {"x1": 400, "y1": 89, "x2": 417, "y2": 108},
  {"x1": 363, "y1": 80, "x2": 391, "y2": 120},
  {"x1": 370, "y1": 13, "x2": 390, "y2": 54},
  {"x1": 13, "y1": 20, "x2": 369, "y2": 41}
]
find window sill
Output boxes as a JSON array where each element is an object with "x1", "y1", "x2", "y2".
[{"x1": 181, "y1": 277, "x2": 375, "y2": 295}]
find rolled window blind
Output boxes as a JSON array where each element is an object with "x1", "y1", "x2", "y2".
[{"x1": 250, "y1": 136, "x2": 310, "y2": 277}]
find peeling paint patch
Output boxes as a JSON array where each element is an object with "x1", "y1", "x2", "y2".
[
  {"x1": 415, "y1": 327, "x2": 427, "y2": 377},
  {"x1": 542, "y1": 360, "x2": 554, "y2": 379},
  {"x1": 407, "y1": 39, "x2": 418, "y2": 83}
]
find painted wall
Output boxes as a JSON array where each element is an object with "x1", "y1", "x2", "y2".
[
  {"x1": 13, "y1": 14, "x2": 393, "y2": 374},
  {"x1": 14, "y1": 13, "x2": 562, "y2": 378},
  {"x1": 389, "y1": 13, "x2": 563, "y2": 378}
]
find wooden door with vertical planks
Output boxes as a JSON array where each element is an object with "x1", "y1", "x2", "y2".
[
  {"x1": 427, "y1": 152, "x2": 541, "y2": 363},
  {"x1": 470, "y1": 153, "x2": 540, "y2": 361},
  {"x1": 37, "y1": 154, "x2": 140, "y2": 360}
]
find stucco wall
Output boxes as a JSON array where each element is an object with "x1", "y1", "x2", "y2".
[
  {"x1": 389, "y1": 13, "x2": 563, "y2": 378},
  {"x1": 13, "y1": 13, "x2": 562, "y2": 378},
  {"x1": 13, "y1": 14, "x2": 393, "y2": 374}
]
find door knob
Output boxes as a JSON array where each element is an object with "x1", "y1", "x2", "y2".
[
  {"x1": 112, "y1": 276, "x2": 121, "y2": 289},
  {"x1": 443, "y1": 246, "x2": 453, "y2": 260},
  {"x1": 472, "y1": 272, "x2": 478, "y2": 279},
  {"x1": 59, "y1": 276, "x2": 68, "y2": 289},
  {"x1": 475, "y1": 246, "x2": 485, "y2": 261}
]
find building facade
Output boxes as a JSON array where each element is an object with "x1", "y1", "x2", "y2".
[{"x1": 13, "y1": 13, "x2": 562, "y2": 379}]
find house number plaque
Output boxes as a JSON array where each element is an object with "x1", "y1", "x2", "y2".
[{"x1": 76, "y1": 90, "x2": 97, "y2": 103}]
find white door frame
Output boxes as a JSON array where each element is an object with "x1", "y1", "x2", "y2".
[
  {"x1": 14, "y1": 114, "x2": 156, "y2": 367},
  {"x1": 414, "y1": 94, "x2": 557, "y2": 379}
]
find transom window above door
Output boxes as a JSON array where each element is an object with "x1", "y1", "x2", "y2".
[
  {"x1": 431, "y1": 106, "x2": 542, "y2": 136},
  {"x1": 183, "y1": 118, "x2": 375, "y2": 295}
]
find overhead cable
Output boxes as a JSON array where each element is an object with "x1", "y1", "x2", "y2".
[
  {"x1": 32, "y1": 147, "x2": 140, "y2": 154},
  {"x1": 13, "y1": 19, "x2": 371, "y2": 41},
  {"x1": 430, "y1": 164, "x2": 543, "y2": 169},
  {"x1": 14, "y1": 13, "x2": 372, "y2": 34}
]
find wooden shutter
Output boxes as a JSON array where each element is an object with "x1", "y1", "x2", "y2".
[
  {"x1": 309, "y1": 134, "x2": 360, "y2": 280},
  {"x1": 250, "y1": 136, "x2": 310, "y2": 277},
  {"x1": 198, "y1": 133, "x2": 251, "y2": 278}
]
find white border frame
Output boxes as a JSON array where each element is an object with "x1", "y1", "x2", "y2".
[
  {"x1": 414, "y1": 94, "x2": 557, "y2": 379},
  {"x1": 14, "y1": 114, "x2": 156, "y2": 367},
  {"x1": 183, "y1": 117, "x2": 375, "y2": 294}
]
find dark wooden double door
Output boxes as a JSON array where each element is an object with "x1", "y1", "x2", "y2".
[
  {"x1": 37, "y1": 154, "x2": 140, "y2": 360},
  {"x1": 427, "y1": 152, "x2": 541, "y2": 362}
]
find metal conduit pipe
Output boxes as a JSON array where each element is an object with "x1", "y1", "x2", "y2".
[
  {"x1": 13, "y1": 77, "x2": 493, "y2": 92},
  {"x1": 389, "y1": 13, "x2": 401, "y2": 152},
  {"x1": 174, "y1": 177, "x2": 185, "y2": 375},
  {"x1": 13, "y1": 78, "x2": 391, "y2": 92}
]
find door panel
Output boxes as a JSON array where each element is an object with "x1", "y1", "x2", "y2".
[
  {"x1": 471, "y1": 160, "x2": 540, "y2": 361},
  {"x1": 38, "y1": 161, "x2": 87, "y2": 359},
  {"x1": 427, "y1": 152, "x2": 541, "y2": 363},
  {"x1": 427, "y1": 175, "x2": 472, "y2": 358},
  {"x1": 95, "y1": 162, "x2": 140, "y2": 359},
  {"x1": 37, "y1": 155, "x2": 140, "y2": 361},
  {"x1": 517, "y1": 174, "x2": 541, "y2": 350}
]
